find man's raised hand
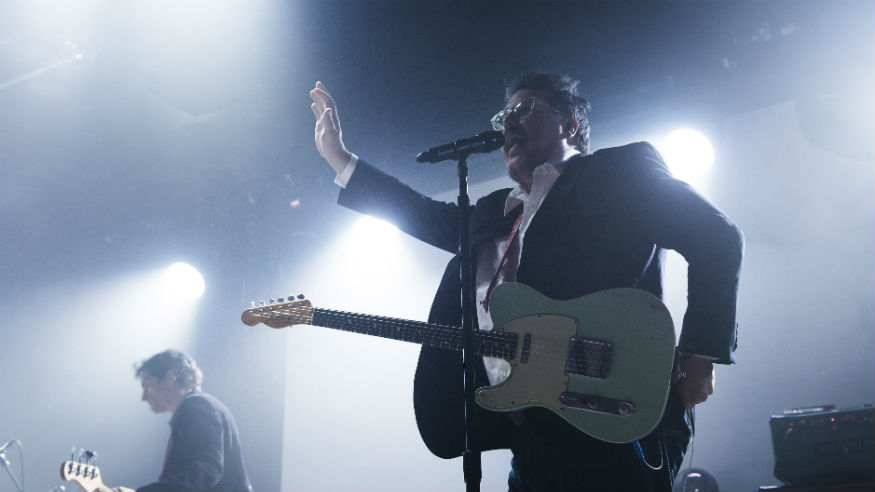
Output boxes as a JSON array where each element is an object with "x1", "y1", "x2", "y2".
[{"x1": 310, "y1": 81, "x2": 353, "y2": 173}]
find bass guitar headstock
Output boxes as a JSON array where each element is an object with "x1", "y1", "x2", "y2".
[{"x1": 60, "y1": 459, "x2": 105, "y2": 492}]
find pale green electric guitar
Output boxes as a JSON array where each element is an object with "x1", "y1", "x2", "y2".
[{"x1": 241, "y1": 282, "x2": 677, "y2": 444}]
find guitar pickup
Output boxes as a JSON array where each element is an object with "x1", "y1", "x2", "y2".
[
  {"x1": 559, "y1": 392, "x2": 636, "y2": 417},
  {"x1": 565, "y1": 337, "x2": 612, "y2": 379}
]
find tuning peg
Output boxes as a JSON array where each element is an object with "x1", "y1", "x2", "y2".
[
  {"x1": 250, "y1": 301, "x2": 255, "y2": 308},
  {"x1": 269, "y1": 298, "x2": 275, "y2": 304},
  {"x1": 83, "y1": 449, "x2": 96, "y2": 465},
  {"x1": 259, "y1": 300, "x2": 265, "y2": 306},
  {"x1": 297, "y1": 294, "x2": 304, "y2": 300}
]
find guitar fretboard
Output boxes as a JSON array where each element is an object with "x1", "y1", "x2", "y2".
[{"x1": 310, "y1": 308, "x2": 518, "y2": 360}]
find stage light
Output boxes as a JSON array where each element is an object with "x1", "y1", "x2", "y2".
[
  {"x1": 353, "y1": 215, "x2": 399, "y2": 238},
  {"x1": 165, "y1": 262, "x2": 205, "y2": 300},
  {"x1": 659, "y1": 128, "x2": 714, "y2": 185},
  {"x1": 348, "y1": 216, "x2": 400, "y2": 262},
  {"x1": 284, "y1": 213, "x2": 448, "y2": 318}
]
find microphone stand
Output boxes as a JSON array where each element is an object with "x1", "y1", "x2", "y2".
[
  {"x1": 456, "y1": 153, "x2": 481, "y2": 492},
  {"x1": 417, "y1": 131, "x2": 502, "y2": 491}
]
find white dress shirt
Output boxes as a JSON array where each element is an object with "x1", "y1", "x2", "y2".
[{"x1": 475, "y1": 152, "x2": 578, "y2": 384}]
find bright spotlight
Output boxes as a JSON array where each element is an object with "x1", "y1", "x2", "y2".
[
  {"x1": 165, "y1": 262, "x2": 205, "y2": 300},
  {"x1": 353, "y1": 216, "x2": 399, "y2": 238},
  {"x1": 659, "y1": 128, "x2": 714, "y2": 184},
  {"x1": 350, "y1": 216, "x2": 399, "y2": 256}
]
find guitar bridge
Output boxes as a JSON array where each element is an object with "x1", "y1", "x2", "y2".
[{"x1": 559, "y1": 392, "x2": 636, "y2": 417}]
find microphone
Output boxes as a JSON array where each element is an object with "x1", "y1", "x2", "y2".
[{"x1": 416, "y1": 130, "x2": 505, "y2": 163}]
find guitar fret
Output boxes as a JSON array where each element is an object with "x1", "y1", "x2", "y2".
[{"x1": 311, "y1": 308, "x2": 517, "y2": 359}]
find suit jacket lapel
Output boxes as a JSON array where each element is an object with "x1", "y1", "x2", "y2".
[{"x1": 524, "y1": 156, "x2": 585, "y2": 242}]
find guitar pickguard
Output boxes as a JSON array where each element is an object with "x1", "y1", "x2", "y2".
[
  {"x1": 475, "y1": 283, "x2": 676, "y2": 444},
  {"x1": 475, "y1": 314, "x2": 577, "y2": 409}
]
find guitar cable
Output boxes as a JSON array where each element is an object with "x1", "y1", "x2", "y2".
[
  {"x1": 633, "y1": 439, "x2": 663, "y2": 471},
  {"x1": 633, "y1": 404, "x2": 697, "y2": 490},
  {"x1": 677, "y1": 407, "x2": 697, "y2": 492}
]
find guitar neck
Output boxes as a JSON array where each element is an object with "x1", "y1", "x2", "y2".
[{"x1": 309, "y1": 308, "x2": 518, "y2": 359}]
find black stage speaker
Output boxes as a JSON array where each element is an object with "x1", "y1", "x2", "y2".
[{"x1": 770, "y1": 404, "x2": 874, "y2": 486}]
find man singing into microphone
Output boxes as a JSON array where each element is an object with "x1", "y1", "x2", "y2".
[{"x1": 309, "y1": 72, "x2": 743, "y2": 491}]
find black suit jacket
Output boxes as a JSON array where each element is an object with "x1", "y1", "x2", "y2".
[
  {"x1": 337, "y1": 141, "x2": 743, "y2": 461},
  {"x1": 138, "y1": 391, "x2": 252, "y2": 492}
]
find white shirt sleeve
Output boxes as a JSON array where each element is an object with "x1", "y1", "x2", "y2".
[{"x1": 334, "y1": 154, "x2": 359, "y2": 188}]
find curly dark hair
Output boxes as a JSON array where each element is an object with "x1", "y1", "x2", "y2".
[
  {"x1": 505, "y1": 72, "x2": 592, "y2": 155},
  {"x1": 135, "y1": 349, "x2": 203, "y2": 391}
]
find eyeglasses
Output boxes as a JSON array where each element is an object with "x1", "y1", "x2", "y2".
[{"x1": 489, "y1": 97, "x2": 563, "y2": 131}]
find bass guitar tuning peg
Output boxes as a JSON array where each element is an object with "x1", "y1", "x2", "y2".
[
  {"x1": 82, "y1": 449, "x2": 97, "y2": 464},
  {"x1": 297, "y1": 294, "x2": 305, "y2": 300}
]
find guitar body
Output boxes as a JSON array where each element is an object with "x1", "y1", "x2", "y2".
[
  {"x1": 413, "y1": 347, "x2": 514, "y2": 458},
  {"x1": 476, "y1": 283, "x2": 676, "y2": 444}
]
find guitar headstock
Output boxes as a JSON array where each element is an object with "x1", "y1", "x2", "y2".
[
  {"x1": 241, "y1": 296, "x2": 314, "y2": 329},
  {"x1": 60, "y1": 460, "x2": 105, "y2": 492}
]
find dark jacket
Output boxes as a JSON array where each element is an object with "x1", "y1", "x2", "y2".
[{"x1": 138, "y1": 391, "x2": 252, "y2": 492}]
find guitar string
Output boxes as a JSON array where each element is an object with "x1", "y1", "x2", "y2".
[
  {"x1": 304, "y1": 308, "x2": 608, "y2": 378},
  {"x1": 264, "y1": 305, "x2": 537, "y2": 361},
  {"x1": 250, "y1": 306, "x2": 602, "y2": 367},
  {"x1": 253, "y1": 305, "x2": 522, "y2": 359},
  {"x1": 250, "y1": 306, "x2": 592, "y2": 366},
  {"x1": 314, "y1": 308, "x2": 521, "y2": 359},
  {"x1": 257, "y1": 304, "x2": 515, "y2": 347}
]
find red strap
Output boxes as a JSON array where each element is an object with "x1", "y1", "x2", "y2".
[{"x1": 481, "y1": 211, "x2": 524, "y2": 313}]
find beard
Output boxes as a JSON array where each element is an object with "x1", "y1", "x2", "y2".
[{"x1": 505, "y1": 155, "x2": 540, "y2": 191}]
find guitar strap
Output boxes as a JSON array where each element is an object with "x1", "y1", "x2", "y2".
[{"x1": 481, "y1": 210, "x2": 524, "y2": 313}]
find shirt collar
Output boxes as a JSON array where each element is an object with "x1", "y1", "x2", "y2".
[{"x1": 504, "y1": 149, "x2": 579, "y2": 216}]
